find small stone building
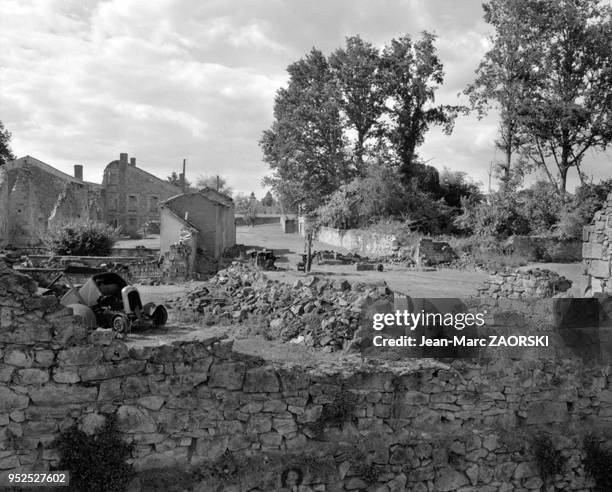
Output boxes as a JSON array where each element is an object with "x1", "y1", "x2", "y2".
[
  {"x1": 101, "y1": 153, "x2": 181, "y2": 235},
  {"x1": 159, "y1": 190, "x2": 235, "y2": 275},
  {"x1": 582, "y1": 191, "x2": 612, "y2": 295}
]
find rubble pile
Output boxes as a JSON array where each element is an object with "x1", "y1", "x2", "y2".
[{"x1": 172, "y1": 262, "x2": 392, "y2": 351}]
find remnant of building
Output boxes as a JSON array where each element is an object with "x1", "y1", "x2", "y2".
[
  {"x1": 0, "y1": 153, "x2": 182, "y2": 247},
  {"x1": 582, "y1": 192, "x2": 612, "y2": 295},
  {"x1": 159, "y1": 190, "x2": 235, "y2": 276},
  {"x1": 101, "y1": 153, "x2": 181, "y2": 235},
  {"x1": 0, "y1": 156, "x2": 101, "y2": 247},
  {"x1": 280, "y1": 215, "x2": 297, "y2": 233}
]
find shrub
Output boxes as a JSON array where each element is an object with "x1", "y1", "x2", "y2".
[
  {"x1": 44, "y1": 220, "x2": 119, "y2": 256},
  {"x1": 584, "y1": 435, "x2": 612, "y2": 491},
  {"x1": 55, "y1": 414, "x2": 134, "y2": 492},
  {"x1": 532, "y1": 433, "x2": 564, "y2": 482}
]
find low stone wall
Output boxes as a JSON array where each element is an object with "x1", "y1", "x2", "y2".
[
  {"x1": 316, "y1": 227, "x2": 399, "y2": 257},
  {"x1": 478, "y1": 268, "x2": 572, "y2": 299},
  {"x1": 235, "y1": 215, "x2": 280, "y2": 227},
  {"x1": 1, "y1": 259, "x2": 611, "y2": 491}
]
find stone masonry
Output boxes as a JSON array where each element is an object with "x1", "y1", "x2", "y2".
[
  {"x1": 478, "y1": 268, "x2": 572, "y2": 299},
  {"x1": 1, "y1": 258, "x2": 611, "y2": 490},
  {"x1": 582, "y1": 191, "x2": 612, "y2": 295}
]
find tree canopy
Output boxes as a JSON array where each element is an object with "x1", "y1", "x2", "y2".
[
  {"x1": 467, "y1": 0, "x2": 612, "y2": 194},
  {"x1": 0, "y1": 121, "x2": 15, "y2": 167},
  {"x1": 196, "y1": 174, "x2": 233, "y2": 196}
]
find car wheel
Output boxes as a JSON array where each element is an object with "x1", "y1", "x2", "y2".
[{"x1": 112, "y1": 314, "x2": 131, "y2": 336}]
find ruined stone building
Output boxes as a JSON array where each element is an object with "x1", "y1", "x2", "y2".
[
  {"x1": 159, "y1": 189, "x2": 235, "y2": 275},
  {"x1": 0, "y1": 152, "x2": 182, "y2": 247},
  {"x1": 101, "y1": 153, "x2": 181, "y2": 235},
  {"x1": 0, "y1": 156, "x2": 102, "y2": 247}
]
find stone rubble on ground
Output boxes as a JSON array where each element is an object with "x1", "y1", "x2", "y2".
[{"x1": 171, "y1": 262, "x2": 392, "y2": 351}]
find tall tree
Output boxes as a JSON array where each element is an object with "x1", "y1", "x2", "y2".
[
  {"x1": 0, "y1": 121, "x2": 15, "y2": 166},
  {"x1": 329, "y1": 35, "x2": 385, "y2": 173},
  {"x1": 261, "y1": 48, "x2": 350, "y2": 212},
  {"x1": 477, "y1": 0, "x2": 612, "y2": 194},
  {"x1": 379, "y1": 32, "x2": 462, "y2": 186},
  {"x1": 196, "y1": 174, "x2": 233, "y2": 196},
  {"x1": 464, "y1": 0, "x2": 540, "y2": 190}
]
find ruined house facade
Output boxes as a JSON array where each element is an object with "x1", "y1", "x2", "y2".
[
  {"x1": 0, "y1": 156, "x2": 102, "y2": 247},
  {"x1": 0, "y1": 153, "x2": 181, "y2": 247},
  {"x1": 101, "y1": 153, "x2": 181, "y2": 235}
]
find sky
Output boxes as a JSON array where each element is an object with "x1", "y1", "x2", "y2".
[{"x1": 1, "y1": 0, "x2": 610, "y2": 196}]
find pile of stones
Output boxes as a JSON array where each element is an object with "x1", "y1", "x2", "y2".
[
  {"x1": 477, "y1": 267, "x2": 572, "y2": 299},
  {"x1": 172, "y1": 262, "x2": 391, "y2": 351}
]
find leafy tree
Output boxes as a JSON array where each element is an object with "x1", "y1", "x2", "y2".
[
  {"x1": 261, "y1": 190, "x2": 275, "y2": 208},
  {"x1": 196, "y1": 174, "x2": 233, "y2": 196},
  {"x1": 465, "y1": 0, "x2": 540, "y2": 190},
  {"x1": 0, "y1": 121, "x2": 15, "y2": 166},
  {"x1": 378, "y1": 32, "x2": 463, "y2": 186},
  {"x1": 438, "y1": 168, "x2": 484, "y2": 209},
  {"x1": 329, "y1": 35, "x2": 385, "y2": 173},
  {"x1": 166, "y1": 171, "x2": 192, "y2": 190},
  {"x1": 234, "y1": 192, "x2": 259, "y2": 226},
  {"x1": 477, "y1": 0, "x2": 612, "y2": 194},
  {"x1": 261, "y1": 48, "x2": 351, "y2": 213}
]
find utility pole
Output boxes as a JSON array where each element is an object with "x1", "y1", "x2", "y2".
[
  {"x1": 181, "y1": 159, "x2": 186, "y2": 193},
  {"x1": 216, "y1": 175, "x2": 220, "y2": 192}
]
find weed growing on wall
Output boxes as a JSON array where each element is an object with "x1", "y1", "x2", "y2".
[
  {"x1": 307, "y1": 389, "x2": 357, "y2": 437},
  {"x1": 584, "y1": 435, "x2": 612, "y2": 491},
  {"x1": 532, "y1": 433, "x2": 564, "y2": 483},
  {"x1": 55, "y1": 414, "x2": 134, "y2": 492}
]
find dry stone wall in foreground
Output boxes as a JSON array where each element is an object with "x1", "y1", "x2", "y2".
[{"x1": 1, "y1": 259, "x2": 611, "y2": 491}]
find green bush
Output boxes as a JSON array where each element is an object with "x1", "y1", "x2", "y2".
[
  {"x1": 55, "y1": 414, "x2": 134, "y2": 492},
  {"x1": 44, "y1": 221, "x2": 119, "y2": 256}
]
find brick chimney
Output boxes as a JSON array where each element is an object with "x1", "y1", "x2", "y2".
[
  {"x1": 119, "y1": 153, "x2": 128, "y2": 164},
  {"x1": 130, "y1": 157, "x2": 136, "y2": 167},
  {"x1": 74, "y1": 164, "x2": 83, "y2": 181}
]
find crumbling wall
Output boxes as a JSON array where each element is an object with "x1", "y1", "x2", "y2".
[
  {"x1": 478, "y1": 268, "x2": 572, "y2": 299},
  {"x1": 0, "y1": 259, "x2": 610, "y2": 491},
  {"x1": 582, "y1": 192, "x2": 612, "y2": 295},
  {"x1": 316, "y1": 227, "x2": 399, "y2": 257},
  {"x1": 415, "y1": 238, "x2": 457, "y2": 266}
]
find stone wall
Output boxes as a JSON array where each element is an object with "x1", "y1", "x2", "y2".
[
  {"x1": 415, "y1": 238, "x2": 457, "y2": 266},
  {"x1": 0, "y1": 259, "x2": 610, "y2": 491},
  {"x1": 582, "y1": 192, "x2": 612, "y2": 295},
  {"x1": 478, "y1": 268, "x2": 572, "y2": 299},
  {"x1": 316, "y1": 227, "x2": 399, "y2": 257}
]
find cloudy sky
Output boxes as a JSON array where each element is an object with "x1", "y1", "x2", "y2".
[{"x1": 1, "y1": 0, "x2": 610, "y2": 196}]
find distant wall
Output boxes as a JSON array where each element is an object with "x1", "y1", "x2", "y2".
[
  {"x1": 316, "y1": 227, "x2": 399, "y2": 257},
  {"x1": 235, "y1": 215, "x2": 280, "y2": 226}
]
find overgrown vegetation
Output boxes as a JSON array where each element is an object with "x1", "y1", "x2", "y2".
[
  {"x1": 44, "y1": 220, "x2": 119, "y2": 256},
  {"x1": 307, "y1": 389, "x2": 358, "y2": 437},
  {"x1": 584, "y1": 435, "x2": 612, "y2": 491},
  {"x1": 55, "y1": 414, "x2": 134, "y2": 492},
  {"x1": 532, "y1": 433, "x2": 564, "y2": 483}
]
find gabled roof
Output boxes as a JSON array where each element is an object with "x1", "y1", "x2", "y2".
[
  {"x1": 9, "y1": 155, "x2": 100, "y2": 188},
  {"x1": 198, "y1": 187, "x2": 233, "y2": 206},
  {"x1": 105, "y1": 159, "x2": 181, "y2": 193},
  {"x1": 162, "y1": 206, "x2": 200, "y2": 231},
  {"x1": 160, "y1": 191, "x2": 231, "y2": 209}
]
